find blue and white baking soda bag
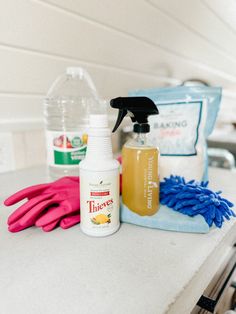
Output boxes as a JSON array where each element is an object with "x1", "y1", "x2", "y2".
[{"x1": 130, "y1": 86, "x2": 222, "y2": 181}]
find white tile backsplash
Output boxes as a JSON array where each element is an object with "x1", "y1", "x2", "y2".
[
  {"x1": 0, "y1": 129, "x2": 46, "y2": 173},
  {"x1": 12, "y1": 132, "x2": 26, "y2": 169},
  {"x1": 24, "y1": 129, "x2": 46, "y2": 167},
  {"x1": 0, "y1": 132, "x2": 15, "y2": 172}
]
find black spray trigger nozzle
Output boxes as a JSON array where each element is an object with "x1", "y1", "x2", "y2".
[
  {"x1": 112, "y1": 108, "x2": 127, "y2": 132},
  {"x1": 110, "y1": 96, "x2": 159, "y2": 133}
]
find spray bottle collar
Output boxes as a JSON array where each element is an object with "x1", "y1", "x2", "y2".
[{"x1": 133, "y1": 123, "x2": 150, "y2": 133}]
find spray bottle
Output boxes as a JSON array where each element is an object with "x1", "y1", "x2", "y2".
[
  {"x1": 110, "y1": 97, "x2": 159, "y2": 216},
  {"x1": 79, "y1": 114, "x2": 120, "y2": 237}
]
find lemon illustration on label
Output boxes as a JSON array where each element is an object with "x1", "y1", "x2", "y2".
[{"x1": 91, "y1": 214, "x2": 111, "y2": 225}]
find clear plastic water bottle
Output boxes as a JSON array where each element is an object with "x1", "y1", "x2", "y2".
[{"x1": 44, "y1": 67, "x2": 103, "y2": 179}]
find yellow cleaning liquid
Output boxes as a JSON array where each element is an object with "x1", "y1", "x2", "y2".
[{"x1": 122, "y1": 145, "x2": 159, "y2": 216}]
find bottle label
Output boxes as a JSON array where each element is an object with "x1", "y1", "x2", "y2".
[
  {"x1": 148, "y1": 100, "x2": 203, "y2": 156},
  {"x1": 80, "y1": 170, "x2": 120, "y2": 234},
  {"x1": 46, "y1": 131, "x2": 87, "y2": 166},
  {"x1": 122, "y1": 146, "x2": 159, "y2": 216}
]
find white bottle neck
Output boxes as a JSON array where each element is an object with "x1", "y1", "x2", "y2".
[{"x1": 86, "y1": 133, "x2": 113, "y2": 161}]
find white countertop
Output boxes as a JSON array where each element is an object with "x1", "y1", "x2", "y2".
[{"x1": 0, "y1": 167, "x2": 236, "y2": 314}]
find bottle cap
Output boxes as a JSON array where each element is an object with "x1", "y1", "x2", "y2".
[
  {"x1": 66, "y1": 67, "x2": 84, "y2": 77},
  {"x1": 89, "y1": 114, "x2": 108, "y2": 128}
]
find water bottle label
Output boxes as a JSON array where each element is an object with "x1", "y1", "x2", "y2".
[{"x1": 46, "y1": 131, "x2": 87, "y2": 166}]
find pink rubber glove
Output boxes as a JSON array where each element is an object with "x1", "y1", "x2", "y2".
[
  {"x1": 35, "y1": 196, "x2": 80, "y2": 227},
  {"x1": 40, "y1": 212, "x2": 81, "y2": 232},
  {"x1": 4, "y1": 177, "x2": 80, "y2": 232}
]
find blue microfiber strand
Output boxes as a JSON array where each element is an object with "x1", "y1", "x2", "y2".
[
  {"x1": 160, "y1": 175, "x2": 235, "y2": 228},
  {"x1": 121, "y1": 202, "x2": 209, "y2": 233}
]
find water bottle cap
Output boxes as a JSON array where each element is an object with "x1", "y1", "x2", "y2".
[
  {"x1": 89, "y1": 114, "x2": 108, "y2": 128},
  {"x1": 66, "y1": 67, "x2": 84, "y2": 77}
]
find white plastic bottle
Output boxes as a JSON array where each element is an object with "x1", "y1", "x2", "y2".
[
  {"x1": 44, "y1": 67, "x2": 101, "y2": 179},
  {"x1": 79, "y1": 114, "x2": 120, "y2": 237}
]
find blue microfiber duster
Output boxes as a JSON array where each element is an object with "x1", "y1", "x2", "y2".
[{"x1": 160, "y1": 175, "x2": 235, "y2": 228}]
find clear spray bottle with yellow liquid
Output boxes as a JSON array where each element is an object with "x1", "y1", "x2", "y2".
[{"x1": 110, "y1": 97, "x2": 160, "y2": 216}]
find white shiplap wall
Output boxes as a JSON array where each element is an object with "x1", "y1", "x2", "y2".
[{"x1": 0, "y1": 0, "x2": 236, "y2": 170}]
